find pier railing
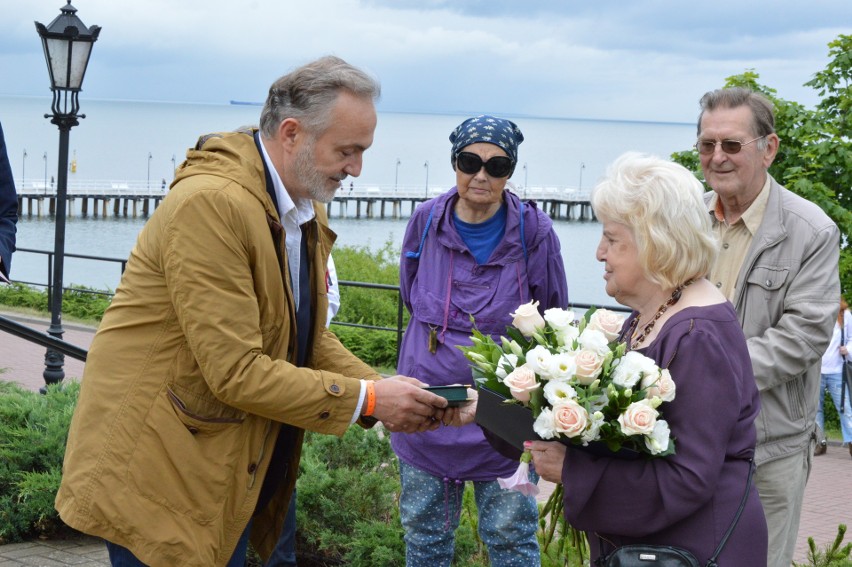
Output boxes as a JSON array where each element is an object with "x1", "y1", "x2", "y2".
[{"x1": 15, "y1": 179, "x2": 596, "y2": 221}]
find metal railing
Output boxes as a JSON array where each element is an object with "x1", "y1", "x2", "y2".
[{"x1": 1, "y1": 248, "x2": 630, "y2": 377}]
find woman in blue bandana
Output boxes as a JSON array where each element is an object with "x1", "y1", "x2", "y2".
[{"x1": 392, "y1": 116, "x2": 569, "y2": 566}]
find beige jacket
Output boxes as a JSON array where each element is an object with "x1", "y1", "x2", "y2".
[
  {"x1": 55, "y1": 131, "x2": 379, "y2": 565},
  {"x1": 706, "y1": 176, "x2": 840, "y2": 464}
]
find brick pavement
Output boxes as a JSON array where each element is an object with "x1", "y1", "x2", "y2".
[{"x1": 0, "y1": 311, "x2": 849, "y2": 565}]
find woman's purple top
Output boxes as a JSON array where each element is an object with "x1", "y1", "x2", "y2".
[
  {"x1": 391, "y1": 188, "x2": 569, "y2": 481},
  {"x1": 563, "y1": 302, "x2": 767, "y2": 566}
]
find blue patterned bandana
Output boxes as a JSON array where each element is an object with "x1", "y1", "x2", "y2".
[{"x1": 449, "y1": 115, "x2": 524, "y2": 164}]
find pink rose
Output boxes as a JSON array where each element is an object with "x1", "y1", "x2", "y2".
[
  {"x1": 511, "y1": 301, "x2": 546, "y2": 337},
  {"x1": 573, "y1": 349, "x2": 604, "y2": 385},
  {"x1": 503, "y1": 365, "x2": 540, "y2": 403},
  {"x1": 552, "y1": 399, "x2": 588, "y2": 438},
  {"x1": 643, "y1": 369, "x2": 676, "y2": 402},
  {"x1": 587, "y1": 309, "x2": 625, "y2": 342},
  {"x1": 618, "y1": 400, "x2": 658, "y2": 436}
]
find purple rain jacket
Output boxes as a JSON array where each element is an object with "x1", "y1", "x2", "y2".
[{"x1": 391, "y1": 188, "x2": 569, "y2": 481}]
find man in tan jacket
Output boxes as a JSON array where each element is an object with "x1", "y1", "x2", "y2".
[{"x1": 55, "y1": 56, "x2": 451, "y2": 566}]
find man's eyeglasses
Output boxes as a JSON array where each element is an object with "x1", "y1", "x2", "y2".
[
  {"x1": 455, "y1": 152, "x2": 514, "y2": 178},
  {"x1": 694, "y1": 135, "x2": 766, "y2": 155}
]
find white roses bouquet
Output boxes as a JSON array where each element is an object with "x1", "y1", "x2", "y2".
[{"x1": 459, "y1": 301, "x2": 676, "y2": 457}]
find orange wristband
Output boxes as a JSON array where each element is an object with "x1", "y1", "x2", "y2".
[{"x1": 364, "y1": 381, "x2": 376, "y2": 417}]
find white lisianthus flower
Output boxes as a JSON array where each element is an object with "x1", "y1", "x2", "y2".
[
  {"x1": 533, "y1": 407, "x2": 557, "y2": 439},
  {"x1": 545, "y1": 352, "x2": 577, "y2": 381},
  {"x1": 581, "y1": 411, "x2": 605, "y2": 444},
  {"x1": 511, "y1": 301, "x2": 546, "y2": 337},
  {"x1": 618, "y1": 399, "x2": 659, "y2": 436},
  {"x1": 589, "y1": 392, "x2": 609, "y2": 412},
  {"x1": 611, "y1": 350, "x2": 660, "y2": 388},
  {"x1": 543, "y1": 378, "x2": 577, "y2": 406},
  {"x1": 644, "y1": 420, "x2": 672, "y2": 455},
  {"x1": 544, "y1": 308, "x2": 576, "y2": 332},
  {"x1": 554, "y1": 324, "x2": 580, "y2": 349},
  {"x1": 525, "y1": 345, "x2": 553, "y2": 379},
  {"x1": 641, "y1": 368, "x2": 676, "y2": 402},
  {"x1": 577, "y1": 328, "x2": 610, "y2": 356},
  {"x1": 495, "y1": 353, "x2": 520, "y2": 379},
  {"x1": 587, "y1": 309, "x2": 626, "y2": 342}
]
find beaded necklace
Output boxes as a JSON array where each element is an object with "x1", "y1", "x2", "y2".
[{"x1": 627, "y1": 279, "x2": 694, "y2": 350}]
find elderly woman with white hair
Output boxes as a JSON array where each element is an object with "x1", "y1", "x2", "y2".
[{"x1": 528, "y1": 152, "x2": 768, "y2": 566}]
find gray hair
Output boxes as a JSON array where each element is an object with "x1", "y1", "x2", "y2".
[
  {"x1": 591, "y1": 152, "x2": 718, "y2": 289},
  {"x1": 697, "y1": 87, "x2": 775, "y2": 150},
  {"x1": 259, "y1": 55, "x2": 381, "y2": 139}
]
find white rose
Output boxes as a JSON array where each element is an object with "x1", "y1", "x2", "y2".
[
  {"x1": 544, "y1": 352, "x2": 577, "y2": 381},
  {"x1": 544, "y1": 308, "x2": 576, "y2": 332},
  {"x1": 644, "y1": 420, "x2": 672, "y2": 455},
  {"x1": 587, "y1": 309, "x2": 626, "y2": 342},
  {"x1": 495, "y1": 353, "x2": 520, "y2": 379},
  {"x1": 612, "y1": 351, "x2": 659, "y2": 389},
  {"x1": 577, "y1": 328, "x2": 610, "y2": 356},
  {"x1": 573, "y1": 349, "x2": 605, "y2": 385},
  {"x1": 533, "y1": 407, "x2": 557, "y2": 439},
  {"x1": 641, "y1": 368, "x2": 676, "y2": 402},
  {"x1": 525, "y1": 345, "x2": 553, "y2": 378},
  {"x1": 511, "y1": 301, "x2": 546, "y2": 337},
  {"x1": 552, "y1": 399, "x2": 589, "y2": 438},
  {"x1": 502, "y1": 364, "x2": 540, "y2": 403},
  {"x1": 543, "y1": 378, "x2": 578, "y2": 406},
  {"x1": 618, "y1": 399, "x2": 659, "y2": 436}
]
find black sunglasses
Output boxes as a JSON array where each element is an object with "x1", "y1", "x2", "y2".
[
  {"x1": 694, "y1": 135, "x2": 766, "y2": 155},
  {"x1": 455, "y1": 151, "x2": 514, "y2": 178}
]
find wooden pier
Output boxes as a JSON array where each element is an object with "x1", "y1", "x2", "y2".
[{"x1": 15, "y1": 181, "x2": 595, "y2": 221}]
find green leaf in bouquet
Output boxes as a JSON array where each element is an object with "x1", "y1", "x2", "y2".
[{"x1": 505, "y1": 326, "x2": 532, "y2": 349}]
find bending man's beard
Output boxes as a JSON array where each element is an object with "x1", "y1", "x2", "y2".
[{"x1": 293, "y1": 139, "x2": 344, "y2": 203}]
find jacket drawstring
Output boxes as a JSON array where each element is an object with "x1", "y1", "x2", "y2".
[
  {"x1": 404, "y1": 205, "x2": 436, "y2": 259},
  {"x1": 443, "y1": 476, "x2": 464, "y2": 531}
]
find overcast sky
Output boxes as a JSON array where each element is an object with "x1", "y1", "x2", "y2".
[{"x1": 2, "y1": 1, "x2": 849, "y2": 123}]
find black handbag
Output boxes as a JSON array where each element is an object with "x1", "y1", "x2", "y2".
[{"x1": 595, "y1": 460, "x2": 755, "y2": 567}]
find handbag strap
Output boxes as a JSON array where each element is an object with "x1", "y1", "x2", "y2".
[{"x1": 705, "y1": 458, "x2": 755, "y2": 567}]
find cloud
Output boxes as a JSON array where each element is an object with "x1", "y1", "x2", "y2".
[{"x1": 2, "y1": 0, "x2": 849, "y2": 122}]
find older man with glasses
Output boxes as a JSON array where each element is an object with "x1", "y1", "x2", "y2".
[{"x1": 697, "y1": 87, "x2": 840, "y2": 567}]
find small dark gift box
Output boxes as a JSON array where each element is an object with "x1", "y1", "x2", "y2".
[
  {"x1": 425, "y1": 385, "x2": 472, "y2": 407},
  {"x1": 475, "y1": 386, "x2": 642, "y2": 459}
]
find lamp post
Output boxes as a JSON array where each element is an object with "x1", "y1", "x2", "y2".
[
  {"x1": 43, "y1": 152, "x2": 48, "y2": 195},
  {"x1": 579, "y1": 162, "x2": 585, "y2": 191},
  {"x1": 36, "y1": 0, "x2": 100, "y2": 390},
  {"x1": 423, "y1": 160, "x2": 429, "y2": 198},
  {"x1": 22, "y1": 149, "x2": 27, "y2": 187},
  {"x1": 171, "y1": 154, "x2": 176, "y2": 179},
  {"x1": 523, "y1": 163, "x2": 528, "y2": 199},
  {"x1": 394, "y1": 158, "x2": 401, "y2": 192},
  {"x1": 147, "y1": 152, "x2": 152, "y2": 190}
]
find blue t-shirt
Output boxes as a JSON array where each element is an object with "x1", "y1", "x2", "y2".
[{"x1": 453, "y1": 203, "x2": 507, "y2": 264}]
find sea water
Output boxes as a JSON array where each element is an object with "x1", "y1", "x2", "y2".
[{"x1": 1, "y1": 95, "x2": 698, "y2": 307}]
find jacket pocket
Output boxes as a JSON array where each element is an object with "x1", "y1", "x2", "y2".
[
  {"x1": 127, "y1": 386, "x2": 247, "y2": 523},
  {"x1": 746, "y1": 265, "x2": 789, "y2": 294}
]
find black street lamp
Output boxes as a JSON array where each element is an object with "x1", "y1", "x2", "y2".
[{"x1": 36, "y1": 0, "x2": 100, "y2": 390}]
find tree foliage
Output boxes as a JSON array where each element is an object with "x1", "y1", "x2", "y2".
[{"x1": 671, "y1": 34, "x2": 852, "y2": 293}]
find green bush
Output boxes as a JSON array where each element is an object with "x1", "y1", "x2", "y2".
[
  {"x1": 0, "y1": 282, "x2": 110, "y2": 323},
  {"x1": 0, "y1": 380, "x2": 79, "y2": 543}
]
